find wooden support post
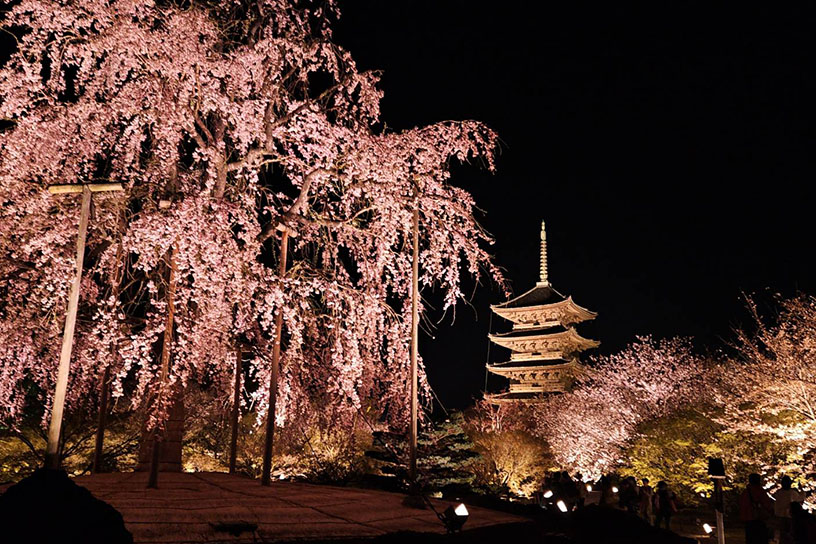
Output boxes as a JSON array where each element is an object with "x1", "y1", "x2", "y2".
[
  {"x1": 409, "y1": 200, "x2": 419, "y2": 483},
  {"x1": 228, "y1": 347, "x2": 242, "y2": 474},
  {"x1": 261, "y1": 228, "x2": 289, "y2": 486},
  {"x1": 45, "y1": 187, "x2": 92, "y2": 469},
  {"x1": 148, "y1": 246, "x2": 177, "y2": 489},
  {"x1": 47, "y1": 183, "x2": 124, "y2": 194},
  {"x1": 92, "y1": 365, "x2": 111, "y2": 473},
  {"x1": 43, "y1": 182, "x2": 124, "y2": 470}
]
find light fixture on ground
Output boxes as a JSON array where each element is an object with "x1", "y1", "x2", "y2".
[
  {"x1": 556, "y1": 500, "x2": 568, "y2": 513},
  {"x1": 703, "y1": 523, "x2": 713, "y2": 534},
  {"x1": 543, "y1": 489, "x2": 553, "y2": 498},
  {"x1": 612, "y1": 486, "x2": 619, "y2": 493},
  {"x1": 441, "y1": 503, "x2": 469, "y2": 533}
]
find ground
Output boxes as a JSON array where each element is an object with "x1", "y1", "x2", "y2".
[
  {"x1": 0, "y1": 471, "x2": 750, "y2": 543},
  {"x1": 0, "y1": 471, "x2": 530, "y2": 543}
]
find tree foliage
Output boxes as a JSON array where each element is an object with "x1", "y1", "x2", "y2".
[
  {"x1": 0, "y1": 0, "x2": 502, "y2": 438},
  {"x1": 534, "y1": 336, "x2": 707, "y2": 478},
  {"x1": 714, "y1": 294, "x2": 816, "y2": 493}
]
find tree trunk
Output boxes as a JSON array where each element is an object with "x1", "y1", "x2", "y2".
[
  {"x1": 92, "y1": 365, "x2": 110, "y2": 473},
  {"x1": 409, "y1": 200, "x2": 419, "y2": 483},
  {"x1": 146, "y1": 246, "x2": 179, "y2": 488},
  {"x1": 229, "y1": 347, "x2": 242, "y2": 474},
  {"x1": 93, "y1": 219, "x2": 126, "y2": 474},
  {"x1": 261, "y1": 229, "x2": 289, "y2": 486}
]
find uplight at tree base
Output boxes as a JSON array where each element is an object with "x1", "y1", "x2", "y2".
[{"x1": 441, "y1": 504, "x2": 469, "y2": 533}]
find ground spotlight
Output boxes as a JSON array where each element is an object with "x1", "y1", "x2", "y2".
[
  {"x1": 586, "y1": 484, "x2": 592, "y2": 492},
  {"x1": 556, "y1": 500, "x2": 568, "y2": 513},
  {"x1": 441, "y1": 503, "x2": 469, "y2": 532},
  {"x1": 612, "y1": 486, "x2": 619, "y2": 493},
  {"x1": 703, "y1": 523, "x2": 713, "y2": 534},
  {"x1": 543, "y1": 489, "x2": 553, "y2": 498}
]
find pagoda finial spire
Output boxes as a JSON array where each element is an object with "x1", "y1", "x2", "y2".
[{"x1": 539, "y1": 220, "x2": 549, "y2": 286}]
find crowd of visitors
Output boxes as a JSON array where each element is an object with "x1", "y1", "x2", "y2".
[
  {"x1": 739, "y1": 473, "x2": 815, "y2": 544},
  {"x1": 538, "y1": 470, "x2": 816, "y2": 544},
  {"x1": 538, "y1": 472, "x2": 678, "y2": 528}
]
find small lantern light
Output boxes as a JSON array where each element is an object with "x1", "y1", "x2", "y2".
[
  {"x1": 612, "y1": 486, "x2": 619, "y2": 493},
  {"x1": 442, "y1": 503, "x2": 469, "y2": 533}
]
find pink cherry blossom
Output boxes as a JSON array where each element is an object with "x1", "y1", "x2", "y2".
[{"x1": 0, "y1": 1, "x2": 503, "y2": 435}]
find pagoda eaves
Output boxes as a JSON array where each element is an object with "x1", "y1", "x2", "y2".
[
  {"x1": 488, "y1": 327, "x2": 599, "y2": 355},
  {"x1": 491, "y1": 295, "x2": 596, "y2": 328}
]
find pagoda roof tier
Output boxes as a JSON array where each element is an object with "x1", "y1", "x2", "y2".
[
  {"x1": 483, "y1": 390, "x2": 557, "y2": 404},
  {"x1": 487, "y1": 358, "x2": 577, "y2": 376},
  {"x1": 488, "y1": 327, "x2": 599, "y2": 354},
  {"x1": 494, "y1": 283, "x2": 565, "y2": 308},
  {"x1": 491, "y1": 325, "x2": 569, "y2": 337},
  {"x1": 492, "y1": 294, "x2": 596, "y2": 328}
]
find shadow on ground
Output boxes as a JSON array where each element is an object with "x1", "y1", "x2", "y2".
[{"x1": 0, "y1": 469, "x2": 133, "y2": 544}]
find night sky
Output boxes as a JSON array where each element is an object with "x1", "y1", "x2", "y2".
[{"x1": 335, "y1": 2, "x2": 816, "y2": 410}]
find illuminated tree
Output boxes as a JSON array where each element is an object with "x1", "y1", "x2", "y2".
[
  {"x1": 0, "y1": 0, "x2": 501, "y2": 444},
  {"x1": 717, "y1": 294, "x2": 816, "y2": 488},
  {"x1": 536, "y1": 336, "x2": 707, "y2": 478}
]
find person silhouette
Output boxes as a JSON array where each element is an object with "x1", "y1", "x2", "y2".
[{"x1": 739, "y1": 473, "x2": 773, "y2": 544}]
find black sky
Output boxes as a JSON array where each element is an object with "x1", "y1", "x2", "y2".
[{"x1": 334, "y1": 2, "x2": 816, "y2": 410}]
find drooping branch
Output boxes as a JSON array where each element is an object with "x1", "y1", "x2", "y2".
[{"x1": 256, "y1": 167, "x2": 332, "y2": 243}]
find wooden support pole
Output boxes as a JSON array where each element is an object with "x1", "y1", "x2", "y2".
[
  {"x1": 261, "y1": 228, "x2": 289, "y2": 486},
  {"x1": 48, "y1": 183, "x2": 124, "y2": 194},
  {"x1": 148, "y1": 246, "x2": 177, "y2": 489},
  {"x1": 43, "y1": 181, "x2": 124, "y2": 470},
  {"x1": 228, "y1": 347, "x2": 242, "y2": 474},
  {"x1": 92, "y1": 365, "x2": 111, "y2": 473},
  {"x1": 409, "y1": 200, "x2": 420, "y2": 484},
  {"x1": 45, "y1": 186, "x2": 92, "y2": 470}
]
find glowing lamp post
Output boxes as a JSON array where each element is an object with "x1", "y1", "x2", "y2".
[{"x1": 708, "y1": 457, "x2": 726, "y2": 544}]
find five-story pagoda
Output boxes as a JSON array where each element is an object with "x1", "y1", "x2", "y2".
[{"x1": 485, "y1": 221, "x2": 599, "y2": 403}]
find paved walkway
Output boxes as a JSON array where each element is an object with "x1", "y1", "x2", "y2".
[{"x1": 58, "y1": 472, "x2": 528, "y2": 542}]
